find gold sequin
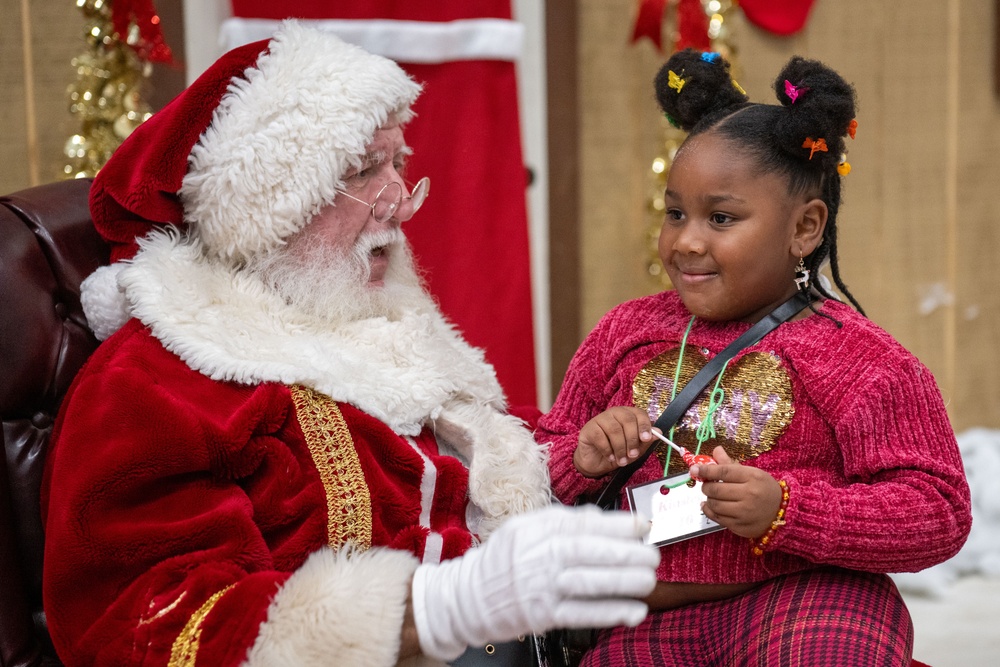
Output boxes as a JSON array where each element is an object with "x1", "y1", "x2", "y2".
[
  {"x1": 633, "y1": 348, "x2": 794, "y2": 468},
  {"x1": 290, "y1": 385, "x2": 373, "y2": 551},
  {"x1": 167, "y1": 585, "x2": 233, "y2": 667}
]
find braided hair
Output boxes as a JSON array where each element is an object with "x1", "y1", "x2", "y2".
[{"x1": 654, "y1": 50, "x2": 865, "y2": 316}]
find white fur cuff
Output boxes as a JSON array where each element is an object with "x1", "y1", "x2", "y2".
[{"x1": 243, "y1": 546, "x2": 423, "y2": 667}]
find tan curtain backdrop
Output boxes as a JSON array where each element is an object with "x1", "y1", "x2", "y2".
[
  {"x1": 571, "y1": 0, "x2": 999, "y2": 430},
  {"x1": 2, "y1": 0, "x2": 184, "y2": 192},
  {"x1": 2, "y1": 0, "x2": 80, "y2": 191}
]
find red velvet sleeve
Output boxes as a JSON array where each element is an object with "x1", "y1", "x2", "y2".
[{"x1": 42, "y1": 324, "x2": 300, "y2": 666}]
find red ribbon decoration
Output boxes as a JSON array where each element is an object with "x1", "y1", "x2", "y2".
[
  {"x1": 675, "y1": 0, "x2": 711, "y2": 52},
  {"x1": 631, "y1": 0, "x2": 711, "y2": 54},
  {"x1": 631, "y1": 0, "x2": 668, "y2": 52},
  {"x1": 111, "y1": 0, "x2": 174, "y2": 64}
]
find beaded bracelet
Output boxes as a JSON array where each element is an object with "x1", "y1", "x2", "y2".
[{"x1": 750, "y1": 480, "x2": 789, "y2": 556}]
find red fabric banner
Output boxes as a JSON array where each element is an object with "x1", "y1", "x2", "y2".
[
  {"x1": 229, "y1": 0, "x2": 538, "y2": 407},
  {"x1": 231, "y1": 0, "x2": 511, "y2": 21}
]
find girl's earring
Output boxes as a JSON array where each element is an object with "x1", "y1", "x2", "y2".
[{"x1": 794, "y1": 256, "x2": 810, "y2": 291}]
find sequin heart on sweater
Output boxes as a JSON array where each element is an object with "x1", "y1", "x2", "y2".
[{"x1": 632, "y1": 348, "x2": 794, "y2": 474}]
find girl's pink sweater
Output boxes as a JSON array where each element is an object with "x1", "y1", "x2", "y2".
[{"x1": 538, "y1": 291, "x2": 971, "y2": 583}]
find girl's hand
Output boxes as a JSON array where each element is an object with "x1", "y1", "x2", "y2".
[
  {"x1": 573, "y1": 407, "x2": 655, "y2": 478},
  {"x1": 692, "y1": 446, "x2": 784, "y2": 539}
]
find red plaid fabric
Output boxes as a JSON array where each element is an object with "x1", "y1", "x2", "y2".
[{"x1": 582, "y1": 567, "x2": 913, "y2": 666}]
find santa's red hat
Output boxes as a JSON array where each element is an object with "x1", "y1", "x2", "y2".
[{"x1": 82, "y1": 20, "x2": 421, "y2": 339}]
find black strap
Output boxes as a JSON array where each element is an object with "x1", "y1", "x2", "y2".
[{"x1": 592, "y1": 290, "x2": 813, "y2": 509}]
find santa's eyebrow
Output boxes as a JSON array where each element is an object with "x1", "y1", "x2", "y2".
[{"x1": 359, "y1": 150, "x2": 386, "y2": 167}]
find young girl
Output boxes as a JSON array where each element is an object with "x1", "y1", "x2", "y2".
[{"x1": 538, "y1": 50, "x2": 972, "y2": 666}]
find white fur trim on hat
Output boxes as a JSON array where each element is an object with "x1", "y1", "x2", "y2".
[
  {"x1": 80, "y1": 263, "x2": 130, "y2": 341},
  {"x1": 180, "y1": 20, "x2": 422, "y2": 264}
]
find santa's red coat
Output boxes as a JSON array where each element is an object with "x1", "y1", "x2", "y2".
[{"x1": 42, "y1": 319, "x2": 543, "y2": 666}]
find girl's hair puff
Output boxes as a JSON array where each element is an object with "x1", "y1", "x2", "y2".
[
  {"x1": 654, "y1": 49, "x2": 864, "y2": 316},
  {"x1": 653, "y1": 49, "x2": 748, "y2": 130}
]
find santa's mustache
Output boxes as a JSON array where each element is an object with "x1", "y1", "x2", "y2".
[{"x1": 353, "y1": 228, "x2": 405, "y2": 257}]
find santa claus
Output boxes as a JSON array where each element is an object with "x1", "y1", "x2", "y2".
[{"x1": 41, "y1": 20, "x2": 658, "y2": 667}]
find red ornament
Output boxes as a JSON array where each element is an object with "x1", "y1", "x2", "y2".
[
  {"x1": 739, "y1": 0, "x2": 817, "y2": 36},
  {"x1": 680, "y1": 448, "x2": 717, "y2": 481}
]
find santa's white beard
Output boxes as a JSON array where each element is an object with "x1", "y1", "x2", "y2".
[{"x1": 245, "y1": 228, "x2": 437, "y2": 325}]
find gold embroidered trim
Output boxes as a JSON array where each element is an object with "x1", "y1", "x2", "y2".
[
  {"x1": 167, "y1": 585, "x2": 233, "y2": 667},
  {"x1": 290, "y1": 385, "x2": 372, "y2": 551}
]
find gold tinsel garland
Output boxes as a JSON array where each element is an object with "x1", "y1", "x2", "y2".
[
  {"x1": 644, "y1": 0, "x2": 740, "y2": 288},
  {"x1": 63, "y1": 0, "x2": 153, "y2": 179}
]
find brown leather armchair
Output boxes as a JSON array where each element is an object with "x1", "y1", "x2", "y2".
[{"x1": 0, "y1": 178, "x2": 107, "y2": 667}]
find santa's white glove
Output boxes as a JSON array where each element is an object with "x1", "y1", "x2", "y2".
[{"x1": 411, "y1": 504, "x2": 660, "y2": 661}]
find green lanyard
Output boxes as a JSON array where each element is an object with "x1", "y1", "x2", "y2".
[{"x1": 663, "y1": 316, "x2": 730, "y2": 478}]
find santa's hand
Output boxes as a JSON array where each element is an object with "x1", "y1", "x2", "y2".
[{"x1": 410, "y1": 504, "x2": 660, "y2": 660}]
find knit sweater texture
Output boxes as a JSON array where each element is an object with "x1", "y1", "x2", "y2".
[{"x1": 538, "y1": 291, "x2": 972, "y2": 584}]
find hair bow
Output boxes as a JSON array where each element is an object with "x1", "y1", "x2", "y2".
[
  {"x1": 784, "y1": 79, "x2": 810, "y2": 104},
  {"x1": 668, "y1": 70, "x2": 688, "y2": 93},
  {"x1": 848, "y1": 119, "x2": 858, "y2": 139},
  {"x1": 700, "y1": 51, "x2": 720, "y2": 63},
  {"x1": 802, "y1": 137, "x2": 828, "y2": 160}
]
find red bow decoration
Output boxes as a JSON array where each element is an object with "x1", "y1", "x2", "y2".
[
  {"x1": 675, "y1": 0, "x2": 712, "y2": 51},
  {"x1": 802, "y1": 137, "x2": 828, "y2": 160},
  {"x1": 111, "y1": 0, "x2": 174, "y2": 64},
  {"x1": 631, "y1": 0, "x2": 711, "y2": 53},
  {"x1": 848, "y1": 119, "x2": 858, "y2": 139},
  {"x1": 631, "y1": 0, "x2": 668, "y2": 51}
]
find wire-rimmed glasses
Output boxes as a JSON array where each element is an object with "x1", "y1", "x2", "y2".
[{"x1": 337, "y1": 177, "x2": 430, "y2": 223}]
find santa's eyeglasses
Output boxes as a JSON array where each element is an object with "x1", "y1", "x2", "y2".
[{"x1": 337, "y1": 177, "x2": 430, "y2": 224}]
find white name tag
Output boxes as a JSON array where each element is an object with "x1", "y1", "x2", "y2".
[{"x1": 627, "y1": 473, "x2": 724, "y2": 547}]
